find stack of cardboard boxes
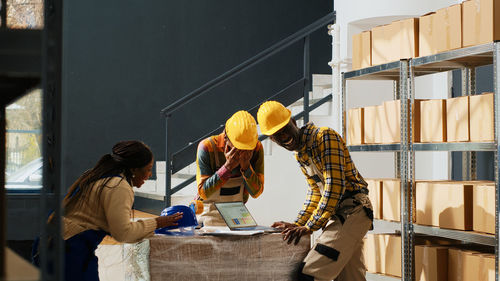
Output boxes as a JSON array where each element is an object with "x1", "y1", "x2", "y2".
[
  {"x1": 366, "y1": 178, "x2": 495, "y2": 234},
  {"x1": 416, "y1": 180, "x2": 495, "y2": 234},
  {"x1": 352, "y1": 0, "x2": 500, "y2": 70},
  {"x1": 347, "y1": 92, "x2": 494, "y2": 145},
  {"x1": 414, "y1": 245, "x2": 494, "y2": 281},
  {"x1": 365, "y1": 234, "x2": 494, "y2": 280}
]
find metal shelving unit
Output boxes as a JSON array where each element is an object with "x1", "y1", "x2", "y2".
[
  {"x1": 349, "y1": 142, "x2": 496, "y2": 152},
  {"x1": 342, "y1": 42, "x2": 500, "y2": 281}
]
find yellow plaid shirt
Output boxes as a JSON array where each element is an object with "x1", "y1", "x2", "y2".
[{"x1": 294, "y1": 123, "x2": 367, "y2": 231}]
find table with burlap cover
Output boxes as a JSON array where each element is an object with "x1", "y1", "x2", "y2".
[{"x1": 148, "y1": 233, "x2": 310, "y2": 281}]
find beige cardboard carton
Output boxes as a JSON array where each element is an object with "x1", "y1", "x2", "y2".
[
  {"x1": 446, "y1": 96, "x2": 469, "y2": 142},
  {"x1": 383, "y1": 235, "x2": 402, "y2": 277},
  {"x1": 479, "y1": 254, "x2": 495, "y2": 281},
  {"x1": 470, "y1": 92, "x2": 494, "y2": 142},
  {"x1": 382, "y1": 179, "x2": 401, "y2": 222},
  {"x1": 448, "y1": 248, "x2": 481, "y2": 281},
  {"x1": 473, "y1": 184, "x2": 495, "y2": 234},
  {"x1": 371, "y1": 24, "x2": 390, "y2": 66},
  {"x1": 420, "y1": 99, "x2": 447, "y2": 143},
  {"x1": 435, "y1": 4, "x2": 462, "y2": 53},
  {"x1": 415, "y1": 245, "x2": 448, "y2": 281},
  {"x1": 463, "y1": 251, "x2": 481, "y2": 281},
  {"x1": 364, "y1": 105, "x2": 381, "y2": 144},
  {"x1": 398, "y1": 18, "x2": 419, "y2": 59},
  {"x1": 382, "y1": 99, "x2": 423, "y2": 143},
  {"x1": 419, "y1": 13, "x2": 437, "y2": 56},
  {"x1": 372, "y1": 23, "x2": 399, "y2": 65},
  {"x1": 363, "y1": 234, "x2": 384, "y2": 273},
  {"x1": 348, "y1": 108, "x2": 364, "y2": 145},
  {"x1": 352, "y1": 31, "x2": 371, "y2": 70},
  {"x1": 366, "y1": 178, "x2": 383, "y2": 219},
  {"x1": 462, "y1": 0, "x2": 500, "y2": 47},
  {"x1": 416, "y1": 181, "x2": 473, "y2": 230}
]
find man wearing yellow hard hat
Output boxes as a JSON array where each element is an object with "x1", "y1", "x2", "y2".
[
  {"x1": 257, "y1": 101, "x2": 372, "y2": 281},
  {"x1": 193, "y1": 110, "x2": 264, "y2": 226}
]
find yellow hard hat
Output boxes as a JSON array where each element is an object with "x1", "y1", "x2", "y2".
[
  {"x1": 257, "y1": 101, "x2": 291, "y2": 135},
  {"x1": 225, "y1": 110, "x2": 258, "y2": 150}
]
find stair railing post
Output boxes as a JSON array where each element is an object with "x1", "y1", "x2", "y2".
[
  {"x1": 303, "y1": 35, "x2": 310, "y2": 124},
  {"x1": 165, "y1": 116, "x2": 172, "y2": 207}
]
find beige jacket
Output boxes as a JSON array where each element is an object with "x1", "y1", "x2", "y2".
[{"x1": 63, "y1": 176, "x2": 157, "y2": 243}]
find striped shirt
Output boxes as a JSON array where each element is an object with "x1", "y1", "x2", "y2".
[
  {"x1": 195, "y1": 133, "x2": 264, "y2": 202},
  {"x1": 294, "y1": 123, "x2": 367, "y2": 231}
]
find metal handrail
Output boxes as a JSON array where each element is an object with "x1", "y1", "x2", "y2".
[
  {"x1": 170, "y1": 93, "x2": 333, "y2": 195},
  {"x1": 162, "y1": 12, "x2": 336, "y2": 206},
  {"x1": 160, "y1": 12, "x2": 335, "y2": 117}
]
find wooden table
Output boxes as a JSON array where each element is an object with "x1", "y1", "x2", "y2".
[{"x1": 148, "y1": 233, "x2": 311, "y2": 281}]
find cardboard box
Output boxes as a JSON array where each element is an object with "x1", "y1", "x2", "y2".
[
  {"x1": 372, "y1": 19, "x2": 418, "y2": 65},
  {"x1": 352, "y1": 31, "x2": 371, "y2": 70},
  {"x1": 363, "y1": 234, "x2": 402, "y2": 277},
  {"x1": 372, "y1": 23, "x2": 399, "y2": 65},
  {"x1": 382, "y1": 179, "x2": 401, "y2": 222},
  {"x1": 448, "y1": 248, "x2": 481, "y2": 281},
  {"x1": 446, "y1": 96, "x2": 469, "y2": 142},
  {"x1": 382, "y1": 99, "x2": 423, "y2": 143},
  {"x1": 479, "y1": 254, "x2": 495, "y2": 281},
  {"x1": 364, "y1": 105, "x2": 381, "y2": 144},
  {"x1": 473, "y1": 184, "x2": 495, "y2": 234},
  {"x1": 363, "y1": 234, "x2": 383, "y2": 273},
  {"x1": 383, "y1": 235, "x2": 401, "y2": 277},
  {"x1": 435, "y1": 4, "x2": 462, "y2": 53},
  {"x1": 470, "y1": 92, "x2": 494, "y2": 142},
  {"x1": 415, "y1": 245, "x2": 448, "y2": 281},
  {"x1": 420, "y1": 99, "x2": 447, "y2": 143},
  {"x1": 366, "y1": 179, "x2": 383, "y2": 219},
  {"x1": 397, "y1": 18, "x2": 419, "y2": 59},
  {"x1": 462, "y1": 0, "x2": 500, "y2": 47},
  {"x1": 348, "y1": 108, "x2": 364, "y2": 145},
  {"x1": 419, "y1": 13, "x2": 437, "y2": 56},
  {"x1": 416, "y1": 181, "x2": 473, "y2": 230}
]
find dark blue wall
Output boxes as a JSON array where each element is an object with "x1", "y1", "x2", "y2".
[
  {"x1": 60, "y1": 0, "x2": 333, "y2": 189},
  {"x1": 451, "y1": 65, "x2": 494, "y2": 181},
  {"x1": 7, "y1": 1, "x2": 333, "y2": 243}
]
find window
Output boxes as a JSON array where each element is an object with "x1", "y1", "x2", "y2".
[
  {"x1": 5, "y1": 88, "x2": 42, "y2": 191},
  {"x1": 1, "y1": 0, "x2": 43, "y2": 29}
]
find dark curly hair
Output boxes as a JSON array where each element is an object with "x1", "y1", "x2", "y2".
[{"x1": 63, "y1": 140, "x2": 153, "y2": 213}]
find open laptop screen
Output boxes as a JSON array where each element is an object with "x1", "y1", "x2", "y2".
[{"x1": 214, "y1": 202, "x2": 258, "y2": 229}]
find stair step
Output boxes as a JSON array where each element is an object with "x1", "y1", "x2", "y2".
[{"x1": 312, "y1": 74, "x2": 331, "y2": 86}]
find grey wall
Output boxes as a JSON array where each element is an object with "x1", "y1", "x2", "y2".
[{"x1": 7, "y1": 1, "x2": 333, "y2": 242}]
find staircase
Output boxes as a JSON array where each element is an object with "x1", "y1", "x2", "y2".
[{"x1": 134, "y1": 74, "x2": 338, "y2": 211}]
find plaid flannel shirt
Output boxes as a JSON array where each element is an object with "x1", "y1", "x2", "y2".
[{"x1": 294, "y1": 123, "x2": 367, "y2": 231}]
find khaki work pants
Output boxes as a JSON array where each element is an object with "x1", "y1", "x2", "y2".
[{"x1": 302, "y1": 193, "x2": 373, "y2": 281}]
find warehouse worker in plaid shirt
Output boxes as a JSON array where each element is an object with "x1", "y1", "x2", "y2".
[
  {"x1": 194, "y1": 110, "x2": 264, "y2": 226},
  {"x1": 257, "y1": 101, "x2": 373, "y2": 281}
]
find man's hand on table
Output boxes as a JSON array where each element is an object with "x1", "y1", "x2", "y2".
[{"x1": 271, "y1": 221, "x2": 311, "y2": 245}]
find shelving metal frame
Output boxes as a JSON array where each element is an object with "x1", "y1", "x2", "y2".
[{"x1": 342, "y1": 42, "x2": 500, "y2": 281}]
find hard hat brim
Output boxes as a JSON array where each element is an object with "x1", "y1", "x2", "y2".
[
  {"x1": 231, "y1": 138, "x2": 258, "y2": 150},
  {"x1": 260, "y1": 108, "x2": 291, "y2": 136}
]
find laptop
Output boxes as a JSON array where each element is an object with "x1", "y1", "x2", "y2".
[{"x1": 214, "y1": 202, "x2": 280, "y2": 232}]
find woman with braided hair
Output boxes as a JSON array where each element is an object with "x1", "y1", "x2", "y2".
[{"x1": 39, "y1": 140, "x2": 182, "y2": 281}]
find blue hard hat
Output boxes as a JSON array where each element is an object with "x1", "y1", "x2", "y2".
[{"x1": 155, "y1": 205, "x2": 198, "y2": 235}]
